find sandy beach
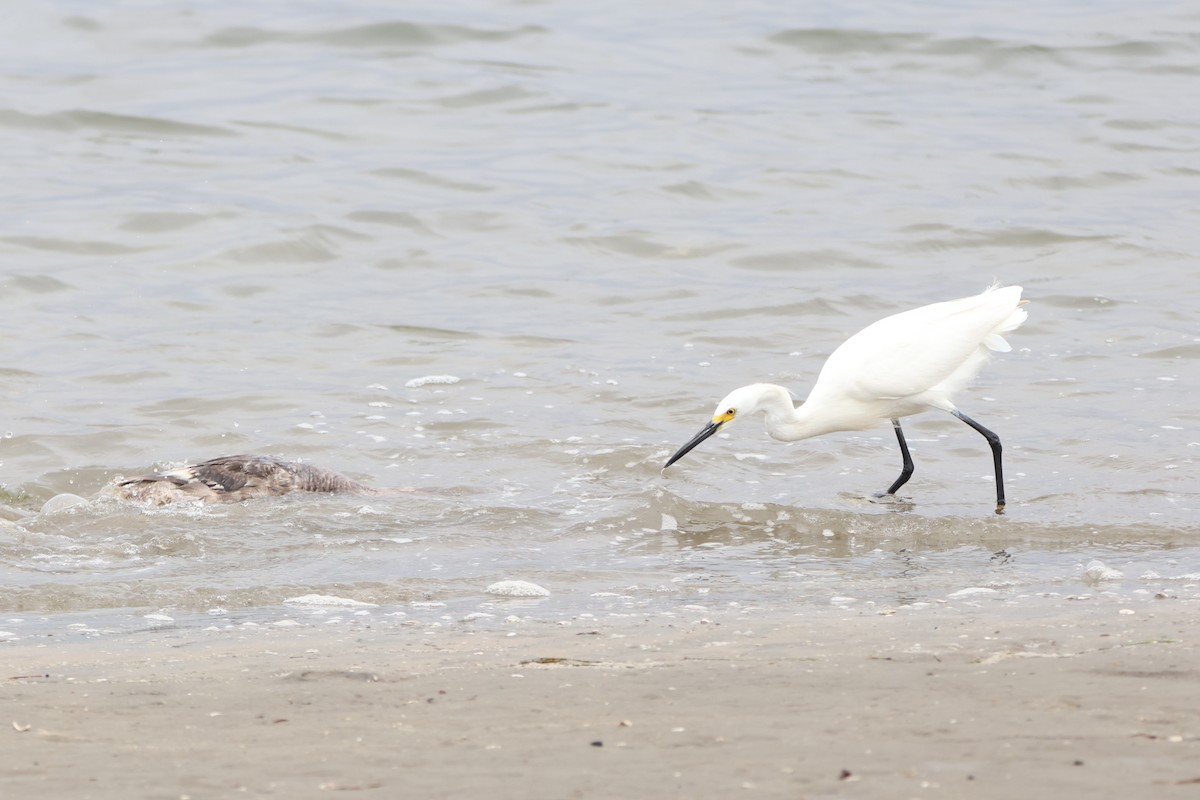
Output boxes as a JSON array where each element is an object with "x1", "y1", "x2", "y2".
[{"x1": 4, "y1": 600, "x2": 1197, "y2": 799}]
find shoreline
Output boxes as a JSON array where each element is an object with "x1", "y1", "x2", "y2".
[{"x1": 4, "y1": 600, "x2": 1198, "y2": 798}]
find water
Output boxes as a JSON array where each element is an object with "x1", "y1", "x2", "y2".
[{"x1": 2, "y1": 1, "x2": 1198, "y2": 641}]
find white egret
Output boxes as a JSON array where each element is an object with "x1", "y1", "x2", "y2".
[{"x1": 663, "y1": 284, "x2": 1027, "y2": 514}]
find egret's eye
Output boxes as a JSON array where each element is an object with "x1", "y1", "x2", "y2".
[{"x1": 726, "y1": 408, "x2": 736, "y2": 416}]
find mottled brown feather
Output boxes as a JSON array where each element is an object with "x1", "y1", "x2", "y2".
[{"x1": 116, "y1": 455, "x2": 382, "y2": 505}]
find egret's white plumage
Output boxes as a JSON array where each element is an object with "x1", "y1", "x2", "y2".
[{"x1": 663, "y1": 285, "x2": 1027, "y2": 513}]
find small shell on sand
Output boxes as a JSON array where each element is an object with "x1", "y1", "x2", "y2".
[
  {"x1": 485, "y1": 580, "x2": 550, "y2": 598},
  {"x1": 946, "y1": 587, "x2": 1000, "y2": 599}
]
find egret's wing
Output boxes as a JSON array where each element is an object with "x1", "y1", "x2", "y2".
[{"x1": 810, "y1": 286, "x2": 1024, "y2": 403}]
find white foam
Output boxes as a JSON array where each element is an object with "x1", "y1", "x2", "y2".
[
  {"x1": 283, "y1": 594, "x2": 379, "y2": 607},
  {"x1": 1083, "y1": 560, "x2": 1124, "y2": 583},
  {"x1": 486, "y1": 580, "x2": 550, "y2": 598},
  {"x1": 405, "y1": 375, "x2": 461, "y2": 388}
]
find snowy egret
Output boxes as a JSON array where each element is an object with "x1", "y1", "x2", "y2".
[
  {"x1": 663, "y1": 284, "x2": 1027, "y2": 514},
  {"x1": 115, "y1": 455, "x2": 405, "y2": 505}
]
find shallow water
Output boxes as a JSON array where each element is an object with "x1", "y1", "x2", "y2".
[{"x1": 2, "y1": 0, "x2": 1198, "y2": 642}]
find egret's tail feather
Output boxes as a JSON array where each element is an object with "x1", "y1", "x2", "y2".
[
  {"x1": 985, "y1": 333, "x2": 1013, "y2": 352},
  {"x1": 983, "y1": 293, "x2": 1027, "y2": 353}
]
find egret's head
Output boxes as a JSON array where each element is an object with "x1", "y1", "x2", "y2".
[
  {"x1": 663, "y1": 384, "x2": 782, "y2": 470},
  {"x1": 710, "y1": 384, "x2": 781, "y2": 425}
]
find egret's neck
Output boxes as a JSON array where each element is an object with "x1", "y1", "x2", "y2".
[{"x1": 761, "y1": 396, "x2": 842, "y2": 442}]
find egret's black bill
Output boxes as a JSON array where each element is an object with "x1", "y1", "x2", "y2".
[{"x1": 663, "y1": 420, "x2": 724, "y2": 469}]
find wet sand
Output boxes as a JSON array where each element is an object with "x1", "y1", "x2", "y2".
[{"x1": 4, "y1": 601, "x2": 1198, "y2": 799}]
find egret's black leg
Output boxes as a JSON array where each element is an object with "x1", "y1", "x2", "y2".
[
  {"x1": 882, "y1": 418, "x2": 914, "y2": 497},
  {"x1": 952, "y1": 409, "x2": 1006, "y2": 515}
]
